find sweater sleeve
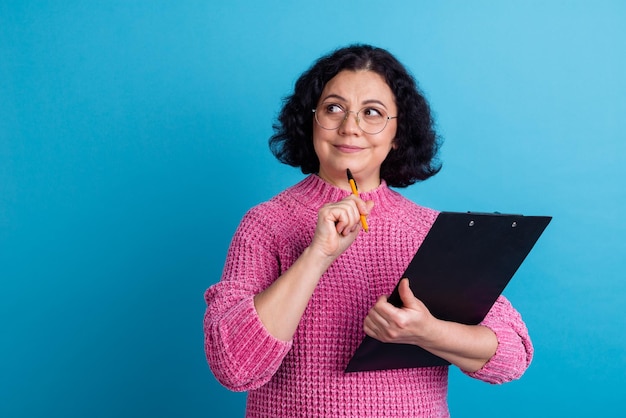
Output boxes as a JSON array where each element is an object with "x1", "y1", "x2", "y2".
[
  {"x1": 203, "y1": 209, "x2": 293, "y2": 392},
  {"x1": 463, "y1": 295, "x2": 533, "y2": 384}
]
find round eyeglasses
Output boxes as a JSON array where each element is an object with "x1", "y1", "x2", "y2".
[{"x1": 312, "y1": 103, "x2": 397, "y2": 135}]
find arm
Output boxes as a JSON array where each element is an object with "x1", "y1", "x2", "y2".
[
  {"x1": 364, "y1": 279, "x2": 498, "y2": 372},
  {"x1": 464, "y1": 295, "x2": 533, "y2": 383},
  {"x1": 203, "y1": 214, "x2": 292, "y2": 392},
  {"x1": 204, "y1": 196, "x2": 373, "y2": 390},
  {"x1": 364, "y1": 279, "x2": 533, "y2": 381},
  {"x1": 253, "y1": 196, "x2": 373, "y2": 341}
]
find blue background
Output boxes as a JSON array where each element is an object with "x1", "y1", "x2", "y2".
[{"x1": 2, "y1": 1, "x2": 625, "y2": 417}]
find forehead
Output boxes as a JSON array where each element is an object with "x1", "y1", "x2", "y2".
[{"x1": 319, "y1": 70, "x2": 396, "y2": 106}]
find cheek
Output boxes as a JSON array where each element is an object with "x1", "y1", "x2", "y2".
[
  {"x1": 312, "y1": 126, "x2": 332, "y2": 147},
  {"x1": 376, "y1": 133, "x2": 397, "y2": 152},
  {"x1": 387, "y1": 126, "x2": 398, "y2": 150},
  {"x1": 312, "y1": 130, "x2": 326, "y2": 158}
]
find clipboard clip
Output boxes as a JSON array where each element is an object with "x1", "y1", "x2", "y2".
[{"x1": 466, "y1": 211, "x2": 523, "y2": 228}]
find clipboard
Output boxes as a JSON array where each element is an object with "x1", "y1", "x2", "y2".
[{"x1": 345, "y1": 211, "x2": 552, "y2": 373}]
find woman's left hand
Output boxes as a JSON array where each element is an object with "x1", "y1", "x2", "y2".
[
  {"x1": 363, "y1": 277, "x2": 499, "y2": 372},
  {"x1": 363, "y1": 278, "x2": 435, "y2": 345}
]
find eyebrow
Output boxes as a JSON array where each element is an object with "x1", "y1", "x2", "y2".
[{"x1": 320, "y1": 94, "x2": 389, "y2": 109}]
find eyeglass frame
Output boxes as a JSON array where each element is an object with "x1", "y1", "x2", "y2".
[{"x1": 311, "y1": 105, "x2": 398, "y2": 135}]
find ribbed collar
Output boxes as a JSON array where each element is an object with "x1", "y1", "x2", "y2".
[{"x1": 287, "y1": 174, "x2": 403, "y2": 212}]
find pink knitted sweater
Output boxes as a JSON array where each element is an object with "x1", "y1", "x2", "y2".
[{"x1": 204, "y1": 175, "x2": 533, "y2": 417}]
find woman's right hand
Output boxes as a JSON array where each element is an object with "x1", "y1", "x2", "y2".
[{"x1": 308, "y1": 195, "x2": 374, "y2": 259}]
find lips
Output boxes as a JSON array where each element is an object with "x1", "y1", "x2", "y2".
[{"x1": 334, "y1": 144, "x2": 363, "y2": 153}]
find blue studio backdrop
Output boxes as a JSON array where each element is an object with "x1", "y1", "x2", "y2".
[{"x1": 1, "y1": 1, "x2": 625, "y2": 417}]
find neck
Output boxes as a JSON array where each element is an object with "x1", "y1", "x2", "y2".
[{"x1": 317, "y1": 168, "x2": 381, "y2": 193}]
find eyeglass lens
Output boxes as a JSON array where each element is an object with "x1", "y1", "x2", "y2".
[{"x1": 314, "y1": 104, "x2": 391, "y2": 134}]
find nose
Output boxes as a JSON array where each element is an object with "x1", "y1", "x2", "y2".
[{"x1": 339, "y1": 110, "x2": 360, "y2": 134}]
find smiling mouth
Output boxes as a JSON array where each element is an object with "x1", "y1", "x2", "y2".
[{"x1": 335, "y1": 144, "x2": 363, "y2": 153}]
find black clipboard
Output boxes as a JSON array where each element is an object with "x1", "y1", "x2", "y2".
[{"x1": 345, "y1": 211, "x2": 552, "y2": 373}]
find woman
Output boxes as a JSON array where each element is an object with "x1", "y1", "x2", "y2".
[{"x1": 204, "y1": 44, "x2": 533, "y2": 417}]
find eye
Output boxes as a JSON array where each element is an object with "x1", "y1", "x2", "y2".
[
  {"x1": 324, "y1": 103, "x2": 345, "y2": 114},
  {"x1": 362, "y1": 107, "x2": 385, "y2": 119}
]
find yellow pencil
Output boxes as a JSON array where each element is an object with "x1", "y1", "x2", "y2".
[{"x1": 346, "y1": 168, "x2": 369, "y2": 233}]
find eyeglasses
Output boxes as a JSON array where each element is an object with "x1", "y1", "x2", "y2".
[{"x1": 312, "y1": 103, "x2": 397, "y2": 135}]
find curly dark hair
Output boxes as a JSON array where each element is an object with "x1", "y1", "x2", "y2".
[{"x1": 269, "y1": 44, "x2": 442, "y2": 188}]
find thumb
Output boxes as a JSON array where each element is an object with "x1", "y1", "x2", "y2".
[
  {"x1": 365, "y1": 200, "x2": 375, "y2": 214},
  {"x1": 398, "y1": 278, "x2": 419, "y2": 309}
]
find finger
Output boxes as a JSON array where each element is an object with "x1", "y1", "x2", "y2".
[
  {"x1": 343, "y1": 195, "x2": 370, "y2": 218},
  {"x1": 321, "y1": 204, "x2": 355, "y2": 235},
  {"x1": 311, "y1": 207, "x2": 352, "y2": 254},
  {"x1": 398, "y1": 278, "x2": 418, "y2": 309},
  {"x1": 353, "y1": 198, "x2": 371, "y2": 217},
  {"x1": 363, "y1": 319, "x2": 378, "y2": 339},
  {"x1": 336, "y1": 203, "x2": 363, "y2": 235},
  {"x1": 366, "y1": 306, "x2": 391, "y2": 329},
  {"x1": 370, "y1": 294, "x2": 398, "y2": 317},
  {"x1": 363, "y1": 315, "x2": 386, "y2": 339}
]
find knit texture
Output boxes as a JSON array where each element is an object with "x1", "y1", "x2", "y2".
[{"x1": 204, "y1": 174, "x2": 533, "y2": 417}]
